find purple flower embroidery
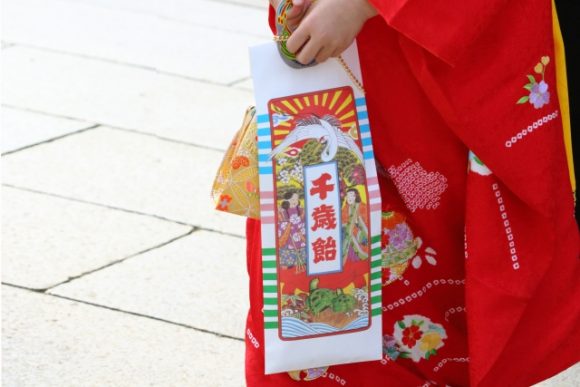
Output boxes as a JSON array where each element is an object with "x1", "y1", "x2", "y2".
[
  {"x1": 387, "y1": 223, "x2": 413, "y2": 250},
  {"x1": 529, "y1": 80, "x2": 550, "y2": 109},
  {"x1": 517, "y1": 56, "x2": 551, "y2": 109}
]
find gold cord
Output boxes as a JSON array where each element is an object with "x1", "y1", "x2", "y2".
[{"x1": 335, "y1": 55, "x2": 365, "y2": 94}]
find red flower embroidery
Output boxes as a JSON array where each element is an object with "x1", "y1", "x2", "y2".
[
  {"x1": 232, "y1": 156, "x2": 250, "y2": 170},
  {"x1": 401, "y1": 325, "x2": 422, "y2": 348},
  {"x1": 217, "y1": 194, "x2": 232, "y2": 211}
]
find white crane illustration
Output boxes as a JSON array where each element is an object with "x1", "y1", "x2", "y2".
[{"x1": 268, "y1": 115, "x2": 363, "y2": 163}]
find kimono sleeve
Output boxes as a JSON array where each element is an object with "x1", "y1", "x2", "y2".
[
  {"x1": 367, "y1": 0, "x2": 509, "y2": 66},
  {"x1": 268, "y1": 4, "x2": 277, "y2": 35}
]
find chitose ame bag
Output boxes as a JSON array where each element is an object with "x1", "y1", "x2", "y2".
[{"x1": 248, "y1": 37, "x2": 383, "y2": 374}]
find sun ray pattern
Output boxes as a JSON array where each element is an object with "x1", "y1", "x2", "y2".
[{"x1": 268, "y1": 87, "x2": 361, "y2": 147}]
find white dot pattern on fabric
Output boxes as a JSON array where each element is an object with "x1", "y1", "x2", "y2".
[
  {"x1": 433, "y1": 357, "x2": 470, "y2": 372},
  {"x1": 505, "y1": 110, "x2": 559, "y2": 148},
  {"x1": 382, "y1": 279, "x2": 465, "y2": 311},
  {"x1": 464, "y1": 227, "x2": 468, "y2": 260},
  {"x1": 322, "y1": 371, "x2": 347, "y2": 385},
  {"x1": 444, "y1": 306, "x2": 466, "y2": 321},
  {"x1": 387, "y1": 159, "x2": 448, "y2": 212},
  {"x1": 492, "y1": 182, "x2": 520, "y2": 270},
  {"x1": 246, "y1": 328, "x2": 260, "y2": 348}
]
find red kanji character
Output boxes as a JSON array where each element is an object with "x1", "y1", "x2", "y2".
[
  {"x1": 309, "y1": 173, "x2": 334, "y2": 200},
  {"x1": 311, "y1": 204, "x2": 337, "y2": 231},
  {"x1": 312, "y1": 237, "x2": 337, "y2": 263}
]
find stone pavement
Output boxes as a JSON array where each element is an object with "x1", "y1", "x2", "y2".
[
  {"x1": 1, "y1": 0, "x2": 266, "y2": 385},
  {"x1": 1, "y1": 0, "x2": 577, "y2": 385}
]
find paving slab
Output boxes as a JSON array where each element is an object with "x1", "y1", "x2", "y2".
[
  {"x1": 49, "y1": 230, "x2": 249, "y2": 339},
  {"x1": 232, "y1": 77, "x2": 254, "y2": 92},
  {"x1": 2, "y1": 0, "x2": 264, "y2": 85},
  {"x1": 1, "y1": 47, "x2": 253, "y2": 150},
  {"x1": 209, "y1": 0, "x2": 268, "y2": 9},
  {"x1": 2, "y1": 285, "x2": 245, "y2": 386},
  {"x1": 69, "y1": 0, "x2": 270, "y2": 38},
  {"x1": 1, "y1": 126, "x2": 246, "y2": 235},
  {"x1": 534, "y1": 363, "x2": 580, "y2": 386},
  {"x1": 1, "y1": 106, "x2": 95, "y2": 153},
  {"x1": 1, "y1": 186, "x2": 191, "y2": 290}
]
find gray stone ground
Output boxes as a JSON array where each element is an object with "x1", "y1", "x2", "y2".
[{"x1": 1, "y1": 0, "x2": 577, "y2": 385}]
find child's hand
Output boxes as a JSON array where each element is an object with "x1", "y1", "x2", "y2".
[
  {"x1": 270, "y1": 0, "x2": 313, "y2": 30},
  {"x1": 285, "y1": 0, "x2": 378, "y2": 64}
]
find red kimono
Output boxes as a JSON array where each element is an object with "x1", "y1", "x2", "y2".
[{"x1": 244, "y1": 1, "x2": 579, "y2": 385}]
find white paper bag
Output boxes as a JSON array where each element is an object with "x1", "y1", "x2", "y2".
[{"x1": 249, "y1": 40, "x2": 383, "y2": 374}]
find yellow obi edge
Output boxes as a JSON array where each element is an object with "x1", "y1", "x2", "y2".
[{"x1": 552, "y1": 0, "x2": 576, "y2": 206}]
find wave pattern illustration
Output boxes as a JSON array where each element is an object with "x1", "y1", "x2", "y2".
[{"x1": 281, "y1": 315, "x2": 369, "y2": 338}]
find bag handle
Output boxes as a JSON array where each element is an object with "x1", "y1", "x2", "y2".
[{"x1": 273, "y1": 0, "x2": 315, "y2": 68}]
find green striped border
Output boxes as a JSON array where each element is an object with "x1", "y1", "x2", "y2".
[
  {"x1": 370, "y1": 233, "x2": 382, "y2": 318},
  {"x1": 262, "y1": 247, "x2": 276, "y2": 256},
  {"x1": 262, "y1": 247, "x2": 278, "y2": 329},
  {"x1": 263, "y1": 272, "x2": 277, "y2": 281},
  {"x1": 262, "y1": 260, "x2": 276, "y2": 268}
]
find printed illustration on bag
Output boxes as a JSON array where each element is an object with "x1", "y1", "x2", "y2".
[{"x1": 267, "y1": 86, "x2": 371, "y2": 340}]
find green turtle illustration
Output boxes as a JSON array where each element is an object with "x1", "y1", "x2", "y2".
[
  {"x1": 305, "y1": 278, "x2": 335, "y2": 316},
  {"x1": 331, "y1": 288, "x2": 357, "y2": 313}
]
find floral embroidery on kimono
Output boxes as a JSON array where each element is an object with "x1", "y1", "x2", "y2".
[
  {"x1": 516, "y1": 56, "x2": 551, "y2": 109},
  {"x1": 287, "y1": 366, "x2": 328, "y2": 381},
  {"x1": 468, "y1": 150, "x2": 492, "y2": 176},
  {"x1": 381, "y1": 211, "x2": 438, "y2": 285},
  {"x1": 392, "y1": 315, "x2": 448, "y2": 362}
]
